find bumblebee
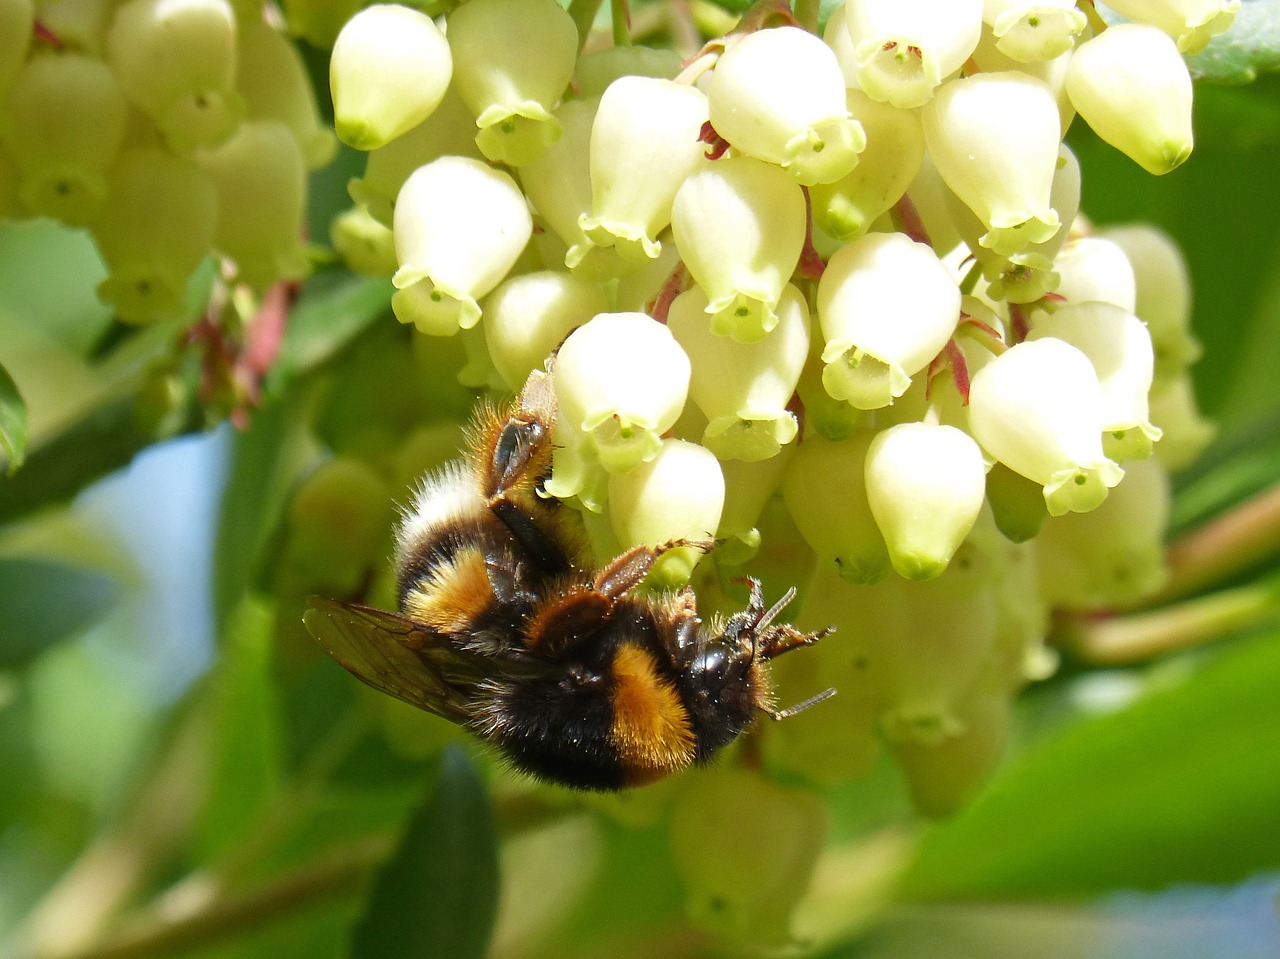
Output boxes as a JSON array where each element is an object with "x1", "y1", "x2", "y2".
[{"x1": 304, "y1": 366, "x2": 833, "y2": 790}]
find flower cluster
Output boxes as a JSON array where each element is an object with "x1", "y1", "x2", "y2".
[
  {"x1": 326, "y1": 0, "x2": 1230, "y2": 839},
  {"x1": 279, "y1": 0, "x2": 1241, "y2": 941},
  {"x1": 0, "y1": 0, "x2": 334, "y2": 322}
]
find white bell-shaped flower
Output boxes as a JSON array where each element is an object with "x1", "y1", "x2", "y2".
[
  {"x1": 329, "y1": 4, "x2": 452, "y2": 150},
  {"x1": 391, "y1": 157, "x2": 532, "y2": 336},
  {"x1": 1, "y1": 51, "x2": 126, "y2": 226},
  {"x1": 1028, "y1": 301, "x2": 1162, "y2": 461},
  {"x1": 575, "y1": 45, "x2": 683, "y2": 98},
  {"x1": 552, "y1": 312, "x2": 691, "y2": 476},
  {"x1": 667, "y1": 284, "x2": 810, "y2": 462},
  {"x1": 1066, "y1": 24, "x2": 1194, "y2": 176},
  {"x1": 105, "y1": 0, "x2": 243, "y2": 154},
  {"x1": 519, "y1": 99, "x2": 624, "y2": 279},
  {"x1": 608, "y1": 438, "x2": 725, "y2": 589},
  {"x1": 670, "y1": 157, "x2": 807, "y2": 343},
  {"x1": 708, "y1": 26, "x2": 866, "y2": 185},
  {"x1": 347, "y1": 89, "x2": 481, "y2": 228},
  {"x1": 967, "y1": 338, "x2": 1125, "y2": 516},
  {"x1": 1099, "y1": 223, "x2": 1199, "y2": 386},
  {"x1": 574, "y1": 77, "x2": 709, "y2": 268},
  {"x1": 716, "y1": 452, "x2": 793, "y2": 566},
  {"x1": 93, "y1": 148, "x2": 217, "y2": 323},
  {"x1": 923, "y1": 71, "x2": 1062, "y2": 256},
  {"x1": 482, "y1": 271, "x2": 609, "y2": 391},
  {"x1": 1052, "y1": 236, "x2": 1137, "y2": 311},
  {"x1": 236, "y1": 18, "x2": 337, "y2": 170},
  {"x1": 817, "y1": 232, "x2": 961, "y2": 410},
  {"x1": 782, "y1": 430, "x2": 890, "y2": 584},
  {"x1": 197, "y1": 120, "x2": 309, "y2": 287},
  {"x1": 1149, "y1": 376, "x2": 1216, "y2": 472},
  {"x1": 864, "y1": 422, "x2": 987, "y2": 581},
  {"x1": 982, "y1": 0, "x2": 1086, "y2": 62},
  {"x1": 1036, "y1": 456, "x2": 1170, "y2": 610},
  {"x1": 972, "y1": 29, "x2": 1076, "y2": 136},
  {"x1": 1103, "y1": 0, "x2": 1240, "y2": 54},
  {"x1": 843, "y1": 0, "x2": 984, "y2": 108},
  {"x1": 809, "y1": 89, "x2": 926, "y2": 242},
  {"x1": 446, "y1": 0, "x2": 577, "y2": 166}
]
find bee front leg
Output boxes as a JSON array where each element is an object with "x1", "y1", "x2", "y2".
[{"x1": 525, "y1": 540, "x2": 713, "y2": 655}]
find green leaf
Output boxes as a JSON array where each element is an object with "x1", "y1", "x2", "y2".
[
  {"x1": 0, "y1": 557, "x2": 118, "y2": 668},
  {"x1": 351, "y1": 746, "x2": 499, "y2": 959},
  {"x1": 1188, "y1": 0, "x2": 1280, "y2": 85},
  {"x1": 902, "y1": 629, "x2": 1280, "y2": 899},
  {"x1": 0, "y1": 360, "x2": 27, "y2": 474}
]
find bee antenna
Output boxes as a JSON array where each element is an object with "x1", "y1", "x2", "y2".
[
  {"x1": 758, "y1": 585, "x2": 798, "y2": 633},
  {"x1": 761, "y1": 687, "x2": 837, "y2": 721}
]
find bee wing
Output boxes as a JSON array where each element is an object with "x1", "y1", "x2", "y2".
[{"x1": 304, "y1": 596, "x2": 485, "y2": 725}]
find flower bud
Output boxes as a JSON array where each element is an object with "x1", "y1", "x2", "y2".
[
  {"x1": 330, "y1": 205, "x2": 398, "y2": 277},
  {"x1": 236, "y1": 18, "x2": 337, "y2": 169},
  {"x1": 967, "y1": 338, "x2": 1124, "y2": 515},
  {"x1": 1149, "y1": 376, "x2": 1216, "y2": 472},
  {"x1": 574, "y1": 77, "x2": 709, "y2": 269},
  {"x1": 391, "y1": 157, "x2": 532, "y2": 335},
  {"x1": 608, "y1": 438, "x2": 724, "y2": 589},
  {"x1": 670, "y1": 769, "x2": 826, "y2": 947},
  {"x1": 817, "y1": 232, "x2": 960, "y2": 410},
  {"x1": 1028, "y1": 302, "x2": 1161, "y2": 461},
  {"x1": 670, "y1": 157, "x2": 806, "y2": 342},
  {"x1": 809, "y1": 90, "x2": 926, "y2": 242},
  {"x1": 1036, "y1": 455, "x2": 1170, "y2": 609},
  {"x1": 1, "y1": 51, "x2": 126, "y2": 226},
  {"x1": 1098, "y1": 223, "x2": 1198, "y2": 386},
  {"x1": 668, "y1": 284, "x2": 809, "y2": 462},
  {"x1": 982, "y1": 0, "x2": 1086, "y2": 62},
  {"x1": 286, "y1": 457, "x2": 394, "y2": 595},
  {"x1": 446, "y1": 0, "x2": 577, "y2": 166},
  {"x1": 1103, "y1": 0, "x2": 1239, "y2": 54},
  {"x1": 782, "y1": 430, "x2": 889, "y2": 583},
  {"x1": 923, "y1": 71, "x2": 1061, "y2": 256},
  {"x1": 330, "y1": 4, "x2": 452, "y2": 150},
  {"x1": 93, "y1": 149, "x2": 217, "y2": 323},
  {"x1": 0, "y1": 0, "x2": 31, "y2": 97},
  {"x1": 715, "y1": 451, "x2": 793, "y2": 565},
  {"x1": 551, "y1": 312, "x2": 691, "y2": 477},
  {"x1": 278, "y1": 0, "x2": 362, "y2": 48},
  {"x1": 483, "y1": 271, "x2": 609, "y2": 391},
  {"x1": 843, "y1": 0, "x2": 984, "y2": 108},
  {"x1": 198, "y1": 120, "x2": 309, "y2": 287},
  {"x1": 985, "y1": 461, "x2": 1048, "y2": 542},
  {"x1": 865, "y1": 423, "x2": 987, "y2": 580},
  {"x1": 1066, "y1": 24, "x2": 1193, "y2": 175},
  {"x1": 708, "y1": 26, "x2": 865, "y2": 185},
  {"x1": 1053, "y1": 236, "x2": 1137, "y2": 311},
  {"x1": 105, "y1": 0, "x2": 243, "y2": 154},
  {"x1": 347, "y1": 88, "x2": 481, "y2": 228}
]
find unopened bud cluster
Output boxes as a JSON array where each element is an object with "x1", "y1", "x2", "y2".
[
  {"x1": 0, "y1": 0, "x2": 335, "y2": 322},
  {"x1": 325, "y1": 0, "x2": 1227, "y2": 830}
]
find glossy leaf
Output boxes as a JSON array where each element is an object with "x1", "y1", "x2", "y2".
[
  {"x1": 0, "y1": 360, "x2": 26, "y2": 474},
  {"x1": 351, "y1": 746, "x2": 499, "y2": 959},
  {"x1": 0, "y1": 558, "x2": 118, "y2": 668},
  {"x1": 903, "y1": 629, "x2": 1280, "y2": 899}
]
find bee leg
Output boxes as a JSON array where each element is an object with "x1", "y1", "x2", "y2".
[{"x1": 525, "y1": 539, "x2": 713, "y2": 655}]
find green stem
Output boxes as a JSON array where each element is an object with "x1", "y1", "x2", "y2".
[
  {"x1": 611, "y1": 0, "x2": 630, "y2": 45},
  {"x1": 36, "y1": 838, "x2": 389, "y2": 959},
  {"x1": 1141, "y1": 480, "x2": 1280, "y2": 608},
  {"x1": 1060, "y1": 576, "x2": 1280, "y2": 666},
  {"x1": 567, "y1": 0, "x2": 606, "y2": 51}
]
